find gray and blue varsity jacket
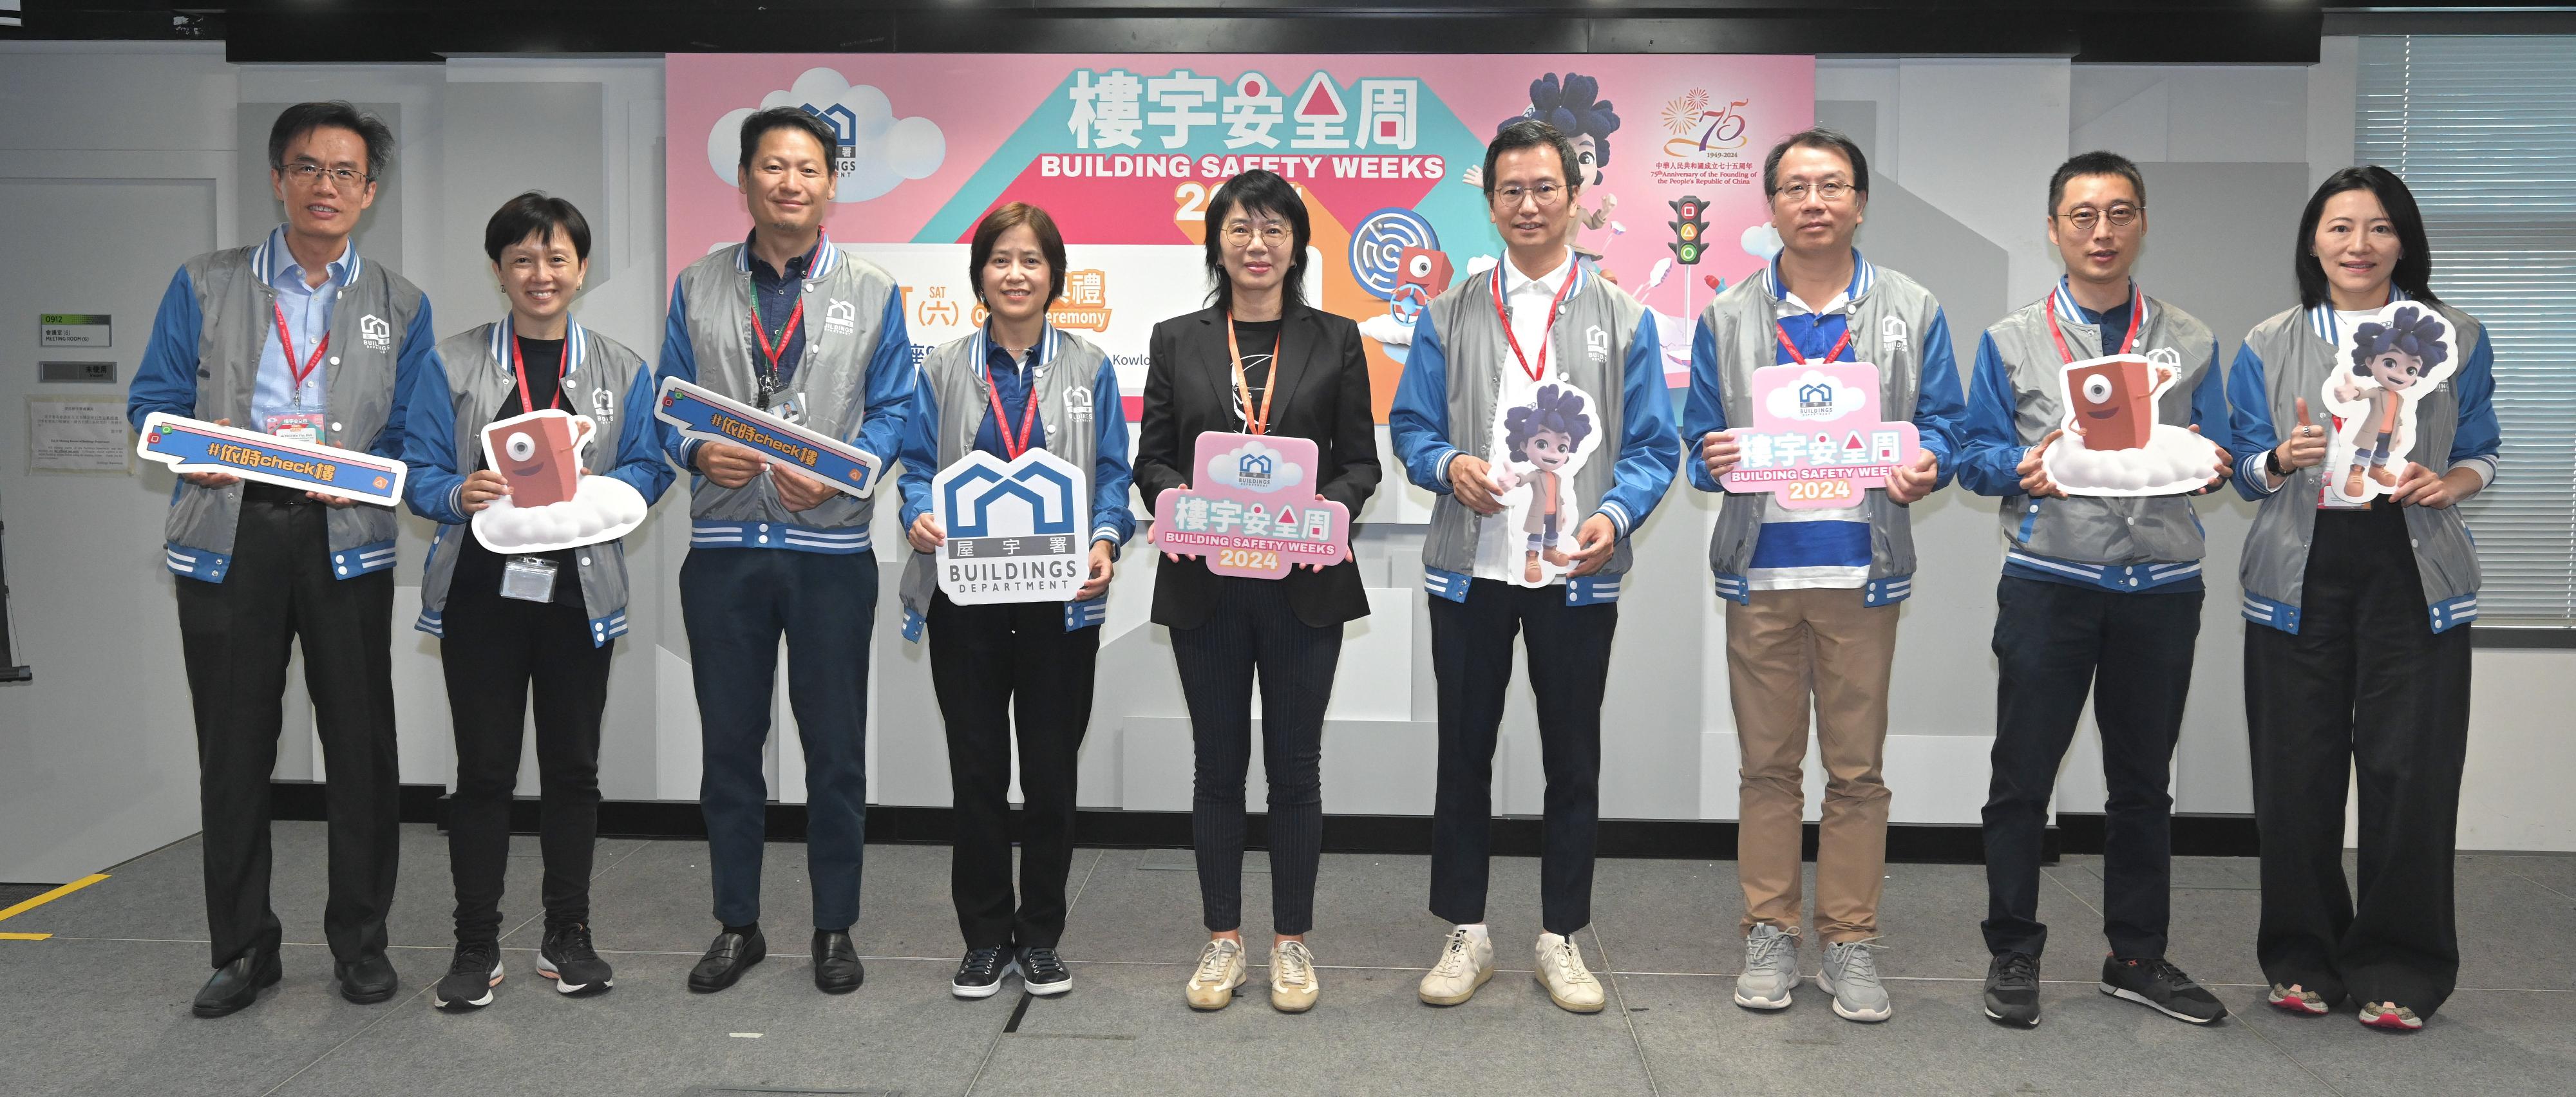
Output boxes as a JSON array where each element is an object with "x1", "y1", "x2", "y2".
[
  {"x1": 1387, "y1": 259, "x2": 1680, "y2": 605},
  {"x1": 401, "y1": 319, "x2": 676, "y2": 646},
  {"x1": 127, "y1": 227, "x2": 439, "y2": 584}
]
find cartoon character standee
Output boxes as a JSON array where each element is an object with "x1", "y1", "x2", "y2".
[
  {"x1": 2325, "y1": 305, "x2": 2452, "y2": 502},
  {"x1": 1463, "y1": 73, "x2": 1623, "y2": 263},
  {"x1": 1490, "y1": 384, "x2": 1596, "y2": 585},
  {"x1": 2061, "y1": 357, "x2": 2177, "y2": 452}
]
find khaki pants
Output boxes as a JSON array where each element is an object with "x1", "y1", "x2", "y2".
[{"x1": 1725, "y1": 587, "x2": 1898, "y2": 942}]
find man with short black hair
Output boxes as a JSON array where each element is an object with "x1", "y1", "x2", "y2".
[
  {"x1": 1392, "y1": 118, "x2": 1678, "y2": 1015},
  {"x1": 656, "y1": 106, "x2": 913, "y2": 996},
  {"x1": 1683, "y1": 127, "x2": 1964, "y2": 1024},
  {"x1": 128, "y1": 100, "x2": 439, "y2": 1017},
  {"x1": 1955, "y1": 150, "x2": 2233, "y2": 1029}
]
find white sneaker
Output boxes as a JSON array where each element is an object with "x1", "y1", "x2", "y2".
[
  {"x1": 1270, "y1": 940, "x2": 1320, "y2": 1013},
  {"x1": 1535, "y1": 933, "x2": 1606, "y2": 1014},
  {"x1": 1734, "y1": 923, "x2": 1799, "y2": 1009},
  {"x1": 1417, "y1": 926, "x2": 1495, "y2": 1006},
  {"x1": 1184, "y1": 938, "x2": 1246, "y2": 1011}
]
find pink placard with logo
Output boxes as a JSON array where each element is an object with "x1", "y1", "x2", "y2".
[
  {"x1": 1719, "y1": 363, "x2": 1919, "y2": 509},
  {"x1": 1152, "y1": 431, "x2": 1350, "y2": 579}
]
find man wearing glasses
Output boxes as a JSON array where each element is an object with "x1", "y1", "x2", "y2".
[
  {"x1": 1682, "y1": 127, "x2": 1964, "y2": 1024},
  {"x1": 128, "y1": 101, "x2": 440, "y2": 1017},
  {"x1": 1954, "y1": 151, "x2": 2233, "y2": 1029},
  {"x1": 1391, "y1": 118, "x2": 1678, "y2": 1015}
]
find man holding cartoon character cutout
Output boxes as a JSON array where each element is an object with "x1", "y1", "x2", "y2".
[
  {"x1": 1391, "y1": 118, "x2": 1678, "y2": 1015},
  {"x1": 1955, "y1": 151, "x2": 2233, "y2": 1029}
]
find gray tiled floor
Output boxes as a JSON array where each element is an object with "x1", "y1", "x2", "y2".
[{"x1": 3, "y1": 823, "x2": 2571, "y2": 1096}]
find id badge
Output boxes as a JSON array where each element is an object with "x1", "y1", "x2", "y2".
[
  {"x1": 499, "y1": 556, "x2": 559, "y2": 602},
  {"x1": 265, "y1": 412, "x2": 327, "y2": 445},
  {"x1": 773, "y1": 391, "x2": 807, "y2": 426}
]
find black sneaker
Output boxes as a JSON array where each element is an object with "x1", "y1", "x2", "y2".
[
  {"x1": 2101, "y1": 956, "x2": 2229, "y2": 1024},
  {"x1": 688, "y1": 927, "x2": 765, "y2": 993},
  {"x1": 536, "y1": 924, "x2": 614, "y2": 996},
  {"x1": 433, "y1": 941, "x2": 503, "y2": 1011},
  {"x1": 952, "y1": 946, "x2": 1014, "y2": 999},
  {"x1": 1984, "y1": 951, "x2": 2041, "y2": 1028},
  {"x1": 1018, "y1": 946, "x2": 1071, "y2": 997}
]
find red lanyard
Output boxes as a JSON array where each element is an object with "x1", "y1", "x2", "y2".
[
  {"x1": 509, "y1": 333, "x2": 568, "y2": 415},
  {"x1": 1493, "y1": 262, "x2": 1578, "y2": 383},
  {"x1": 1773, "y1": 318, "x2": 1853, "y2": 365},
  {"x1": 2047, "y1": 284, "x2": 2143, "y2": 364},
  {"x1": 983, "y1": 351, "x2": 1045, "y2": 459},
  {"x1": 748, "y1": 292, "x2": 805, "y2": 384},
  {"x1": 1226, "y1": 311, "x2": 1282, "y2": 435},
  {"x1": 272, "y1": 302, "x2": 329, "y2": 406}
]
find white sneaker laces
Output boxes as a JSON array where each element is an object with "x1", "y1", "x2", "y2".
[
  {"x1": 1274, "y1": 941, "x2": 1314, "y2": 988},
  {"x1": 1431, "y1": 930, "x2": 1477, "y2": 977},
  {"x1": 1194, "y1": 940, "x2": 1237, "y2": 985},
  {"x1": 1833, "y1": 938, "x2": 1887, "y2": 991},
  {"x1": 1746, "y1": 928, "x2": 1798, "y2": 972},
  {"x1": 1548, "y1": 938, "x2": 1598, "y2": 986}
]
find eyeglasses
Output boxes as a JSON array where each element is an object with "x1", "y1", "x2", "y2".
[
  {"x1": 2054, "y1": 205, "x2": 2143, "y2": 232},
  {"x1": 1774, "y1": 180, "x2": 1853, "y2": 203},
  {"x1": 281, "y1": 162, "x2": 369, "y2": 186},
  {"x1": 1222, "y1": 221, "x2": 1291, "y2": 247},
  {"x1": 1490, "y1": 183, "x2": 1566, "y2": 209}
]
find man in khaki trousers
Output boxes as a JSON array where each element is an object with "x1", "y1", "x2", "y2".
[{"x1": 1679, "y1": 128, "x2": 1966, "y2": 1023}]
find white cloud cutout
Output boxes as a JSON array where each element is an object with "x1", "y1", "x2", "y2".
[
  {"x1": 1742, "y1": 223, "x2": 1783, "y2": 260},
  {"x1": 1358, "y1": 313, "x2": 1414, "y2": 347},
  {"x1": 1765, "y1": 370, "x2": 1866, "y2": 422},
  {"x1": 706, "y1": 67, "x2": 946, "y2": 203},
  {"x1": 2046, "y1": 423, "x2": 2221, "y2": 496},
  {"x1": 471, "y1": 475, "x2": 650, "y2": 554},
  {"x1": 1204, "y1": 439, "x2": 1308, "y2": 494}
]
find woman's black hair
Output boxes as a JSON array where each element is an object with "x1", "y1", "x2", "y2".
[
  {"x1": 1202, "y1": 169, "x2": 1311, "y2": 314},
  {"x1": 2296, "y1": 165, "x2": 2439, "y2": 310},
  {"x1": 483, "y1": 191, "x2": 591, "y2": 263},
  {"x1": 2348, "y1": 305, "x2": 2451, "y2": 376},
  {"x1": 970, "y1": 202, "x2": 1068, "y2": 306}
]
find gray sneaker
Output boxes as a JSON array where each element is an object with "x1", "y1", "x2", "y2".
[
  {"x1": 1733, "y1": 924, "x2": 1799, "y2": 1009},
  {"x1": 1817, "y1": 938, "x2": 1892, "y2": 1022}
]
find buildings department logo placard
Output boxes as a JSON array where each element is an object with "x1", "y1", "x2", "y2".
[{"x1": 933, "y1": 449, "x2": 1091, "y2": 604}]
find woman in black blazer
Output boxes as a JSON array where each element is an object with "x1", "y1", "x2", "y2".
[{"x1": 1136, "y1": 169, "x2": 1379, "y2": 1014}]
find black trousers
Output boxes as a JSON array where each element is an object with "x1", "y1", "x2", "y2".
[
  {"x1": 1982, "y1": 576, "x2": 2202, "y2": 959},
  {"x1": 2246, "y1": 503, "x2": 2471, "y2": 1014},
  {"x1": 439, "y1": 576, "x2": 612, "y2": 944},
  {"x1": 679, "y1": 548, "x2": 876, "y2": 930},
  {"x1": 1171, "y1": 576, "x2": 1338, "y2": 937},
  {"x1": 173, "y1": 489, "x2": 399, "y2": 967},
  {"x1": 1428, "y1": 578, "x2": 1616, "y2": 937},
  {"x1": 929, "y1": 593, "x2": 1099, "y2": 950}
]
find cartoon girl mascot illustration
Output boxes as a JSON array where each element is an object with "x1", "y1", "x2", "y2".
[
  {"x1": 1464, "y1": 74, "x2": 1624, "y2": 259},
  {"x1": 1490, "y1": 384, "x2": 1596, "y2": 585},
  {"x1": 2327, "y1": 305, "x2": 2452, "y2": 502}
]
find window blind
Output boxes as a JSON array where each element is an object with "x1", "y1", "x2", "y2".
[{"x1": 2358, "y1": 35, "x2": 2576, "y2": 627}]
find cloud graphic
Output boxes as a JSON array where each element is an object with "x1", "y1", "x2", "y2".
[
  {"x1": 707, "y1": 67, "x2": 945, "y2": 203},
  {"x1": 471, "y1": 474, "x2": 651, "y2": 554},
  {"x1": 1358, "y1": 313, "x2": 1415, "y2": 347},
  {"x1": 1765, "y1": 370, "x2": 1866, "y2": 422},
  {"x1": 1741, "y1": 223, "x2": 1783, "y2": 260},
  {"x1": 2046, "y1": 423, "x2": 2221, "y2": 496},
  {"x1": 1204, "y1": 440, "x2": 1308, "y2": 494}
]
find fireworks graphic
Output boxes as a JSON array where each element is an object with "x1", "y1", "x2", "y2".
[{"x1": 1661, "y1": 88, "x2": 1710, "y2": 135}]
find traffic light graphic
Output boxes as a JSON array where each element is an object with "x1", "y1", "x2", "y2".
[{"x1": 1669, "y1": 195, "x2": 1707, "y2": 265}]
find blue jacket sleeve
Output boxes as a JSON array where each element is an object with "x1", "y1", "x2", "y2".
[
  {"x1": 894, "y1": 375, "x2": 940, "y2": 533},
  {"x1": 1387, "y1": 307, "x2": 1459, "y2": 494},
  {"x1": 653, "y1": 280, "x2": 699, "y2": 471},
  {"x1": 607, "y1": 359, "x2": 677, "y2": 505},
  {"x1": 129, "y1": 266, "x2": 203, "y2": 432},
  {"x1": 1090, "y1": 357, "x2": 1137, "y2": 549},
  {"x1": 1596, "y1": 306, "x2": 1680, "y2": 538},
  {"x1": 2186, "y1": 338, "x2": 2234, "y2": 457},
  {"x1": 2226, "y1": 341, "x2": 2284, "y2": 500},
  {"x1": 399, "y1": 343, "x2": 466, "y2": 525},
  {"x1": 2447, "y1": 327, "x2": 2501, "y2": 484},
  {"x1": 1680, "y1": 315, "x2": 1730, "y2": 493},
  {"x1": 374, "y1": 296, "x2": 439, "y2": 466},
  {"x1": 850, "y1": 292, "x2": 916, "y2": 461},
  {"x1": 1955, "y1": 332, "x2": 2027, "y2": 498},
  {"x1": 1914, "y1": 307, "x2": 1967, "y2": 490}
]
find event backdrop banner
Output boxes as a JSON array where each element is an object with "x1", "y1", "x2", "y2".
[{"x1": 667, "y1": 55, "x2": 1814, "y2": 420}]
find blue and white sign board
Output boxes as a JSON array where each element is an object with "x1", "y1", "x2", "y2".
[
  {"x1": 654, "y1": 376, "x2": 882, "y2": 498},
  {"x1": 136, "y1": 411, "x2": 405, "y2": 507},
  {"x1": 932, "y1": 449, "x2": 1089, "y2": 605}
]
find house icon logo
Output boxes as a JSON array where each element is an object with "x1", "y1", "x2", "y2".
[
  {"x1": 943, "y1": 459, "x2": 1079, "y2": 538},
  {"x1": 1237, "y1": 451, "x2": 1274, "y2": 490}
]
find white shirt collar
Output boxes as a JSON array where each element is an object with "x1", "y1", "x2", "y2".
[{"x1": 1502, "y1": 247, "x2": 1575, "y2": 299}]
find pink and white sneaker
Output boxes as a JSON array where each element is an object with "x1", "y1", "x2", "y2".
[
  {"x1": 2267, "y1": 983, "x2": 2329, "y2": 1015},
  {"x1": 2358, "y1": 1001, "x2": 2425, "y2": 1031}
]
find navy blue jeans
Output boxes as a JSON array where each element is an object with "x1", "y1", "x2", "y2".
[{"x1": 679, "y1": 547, "x2": 877, "y2": 931}]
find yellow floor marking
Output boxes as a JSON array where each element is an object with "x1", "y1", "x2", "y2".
[
  {"x1": 0, "y1": 873, "x2": 110, "y2": 935},
  {"x1": 0, "y1": 932, "x2": 51, "y2": 941}
]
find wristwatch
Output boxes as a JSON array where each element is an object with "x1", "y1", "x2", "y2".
[{"x1": 2265, "y1": 447, "x2": 2290, "y2": 478}]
